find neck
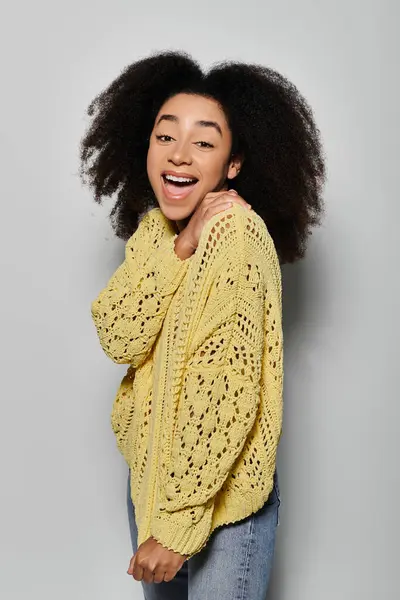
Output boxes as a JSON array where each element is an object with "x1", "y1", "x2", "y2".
[
  {"x1": 175, "y1": 217, "x2": 190, "y2": 233},
  {"x1": 174, "y1": 182, "x2": 231, "y2": 233}
]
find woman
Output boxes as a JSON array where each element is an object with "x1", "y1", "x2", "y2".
[{"x1": 81, "y1": 50, "x2": 325, "y2": 599}]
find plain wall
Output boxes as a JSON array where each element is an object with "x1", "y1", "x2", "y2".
[{"x1": 0, "y1": 1, "x2": 398, "y2": 598}]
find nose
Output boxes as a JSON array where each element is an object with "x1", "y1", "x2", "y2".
[{"x1": 168, "y1": 140, "x2": 192, "y2": 166}]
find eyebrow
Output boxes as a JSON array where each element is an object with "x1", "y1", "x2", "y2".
[{"x1": 156, "y1": 114, "x2": 223, "y2": 136}]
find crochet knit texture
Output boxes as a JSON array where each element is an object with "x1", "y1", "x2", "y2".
[{"x1": 91, "y1": 203, "x2": 283, "y2": 558}]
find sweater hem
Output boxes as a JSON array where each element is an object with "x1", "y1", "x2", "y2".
[{"x1": 146, "y1": 485, "x2": 274, "y2": 559}]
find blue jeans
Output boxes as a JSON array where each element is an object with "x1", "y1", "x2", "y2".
[{"x1": 127, "y1": 472, "x2": 280, "y2": 600}]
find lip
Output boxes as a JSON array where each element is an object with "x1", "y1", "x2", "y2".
[{"x1": 161, "y1": 170, "x2": 199, "y2": 180}]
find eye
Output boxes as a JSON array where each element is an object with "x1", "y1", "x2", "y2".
[
  {"x1": 195, "y1": 141, "x2": 214, "y2": 148},
  {"x1": 156, "y1": 134, "x2": 174, "y2": 143}
]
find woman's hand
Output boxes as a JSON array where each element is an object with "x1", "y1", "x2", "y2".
[
  {"x1": 176, "y1": 190, "x2": 251, "y2": 257},
  {"x1": 127, "y1": 536, "x2": 188, "y2": 584}
]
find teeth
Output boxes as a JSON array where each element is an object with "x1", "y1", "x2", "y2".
[{"x1": 164, "y1": 174, "x2": 196, "y2": 183}]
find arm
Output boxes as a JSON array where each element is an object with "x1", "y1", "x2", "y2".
[
  {"x1": 91, "y1": 210, "x2": 193, "y2": 366},
  {"x1": 151, "y1": 214, "x2": 273, "y2": 557}
]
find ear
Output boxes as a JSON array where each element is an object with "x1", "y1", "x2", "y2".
[{"x1": 227, "y1": 154, "x2": 244, "y2": 180}]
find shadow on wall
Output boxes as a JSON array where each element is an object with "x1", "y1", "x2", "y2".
[{"x1": 266, "y1": 255, "x2": 325, "y2": 600}]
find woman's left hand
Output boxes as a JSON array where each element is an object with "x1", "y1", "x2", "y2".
[{"x1": 127, "y1": 536, "x2": 188, "y2": 583}]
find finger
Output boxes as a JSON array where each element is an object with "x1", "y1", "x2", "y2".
[
  {"x1": 132, "y1": 562, "x2": 145, "y2": 582},
  {"x1": 203, "y1": 190, "x2": 232, "y2": 203},
  {"x1": 208, "y1": 196, "x2": 251, "y2": 213},
  {"x1": 204, "y1": 188, "x2": 236, "y2": 200},
  {"x1": 163, "y1": 568, "x2": 178, "y2": 583},
  {"x1": 226, "y1": 193, "x2": 251, "y2": 209},
  {"x1": 127, "y1": 555, "x2": 135, "y2": 575},
  {"x1": 142, "y1": 567, "x2": 155, "y2": 584},
  {"x1": 152, "y1": 568, "x2": 167, "y2": 584},
  {"x1": 209, "y1": 192, "x2": 250, "y2": 210},
  {"x1": 204, "y1": 190, "x2": 228, "y2": 197},
  {"x1": 203, "y1": 200, "x2": 235, "y2": 220}
]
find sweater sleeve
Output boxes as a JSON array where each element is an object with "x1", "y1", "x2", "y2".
[
  {"x1": 91, "y1": 211, "x2": 191, "y2": 366},
  {"x1": 151, "y1": 212, "x2": 270, "y2": 557}
]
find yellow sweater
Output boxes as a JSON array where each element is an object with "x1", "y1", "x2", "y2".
[{"x1": 91, "y1": 203, "x2": 283, "y2": 558}]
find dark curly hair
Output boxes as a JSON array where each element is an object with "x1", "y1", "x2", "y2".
[{"x1": 80, "y1": 50, "x2": 325, "y2": 264}]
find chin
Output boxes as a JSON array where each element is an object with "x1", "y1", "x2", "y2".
[{"x1": 157, "y1": 198, "x2": 196, "y2": 221}]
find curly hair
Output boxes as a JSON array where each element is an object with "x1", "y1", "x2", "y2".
[{"x1": 80, "y1": 50, "x2": 325, "y2": 264}]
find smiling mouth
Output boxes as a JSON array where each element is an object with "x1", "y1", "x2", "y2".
[
  {"x1": 161, "y1": 172, "x2": 199, "y2": 200},
  {"x1": 162, "y1": 173, "x2": 199, "y2": 187}
]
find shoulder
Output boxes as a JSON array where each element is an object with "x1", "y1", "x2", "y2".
[
  {"x1": 199, "y1": 203, "x2": 279, "y2": 275},
  {"x1": 202, "y1": 202, "x2": 270, "y2": 245},
  {"x1": 126, "y1": 207, "x2": 173, "y2": 250},
  {"x1": 138, "y1": 207, "x2": 165, "y2": 229}
]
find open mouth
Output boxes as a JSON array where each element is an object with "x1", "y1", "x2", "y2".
[
  {"x1": 162, "y1": 173, "x2": 198, "y2": 187},
  {"x1": 161, "y1": 172, "x2": 199, "y2": 199}
]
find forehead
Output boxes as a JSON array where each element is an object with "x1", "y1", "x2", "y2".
[{"x1": 156, "y1": 93, "x2": 229, "y2": 129}]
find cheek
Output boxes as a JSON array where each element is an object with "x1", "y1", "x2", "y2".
[
  {"x1": 200, "y1": 153, "x2": 230, "y2": 185},
  {"x1": 146, "y1": 144, "x2": 158, "y2": 182}
]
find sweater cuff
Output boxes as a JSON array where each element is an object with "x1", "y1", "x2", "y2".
[{"x1": 150, "y1": 502, "x2": 214, "y2": 558}]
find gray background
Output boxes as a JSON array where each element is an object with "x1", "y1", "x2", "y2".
[{"x1": 0, "y1": 1, "x2": 398, "y2": 599}]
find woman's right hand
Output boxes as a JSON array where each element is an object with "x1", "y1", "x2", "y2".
[{"x1": 179, "y1": 190, "x2": 251, "y2": 253}]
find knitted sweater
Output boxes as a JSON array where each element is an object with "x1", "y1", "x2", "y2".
[{"x1": 91, "y1": 203, "x2": 283, "y2": 558}]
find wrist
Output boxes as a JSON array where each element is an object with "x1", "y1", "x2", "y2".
[{"x1": 174, "y1": 232, "x2": 197, "y2": 260}]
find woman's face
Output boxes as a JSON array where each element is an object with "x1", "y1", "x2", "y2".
[{"x1": 147, "y1": 93, "x2": 241, "y2": 223}]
